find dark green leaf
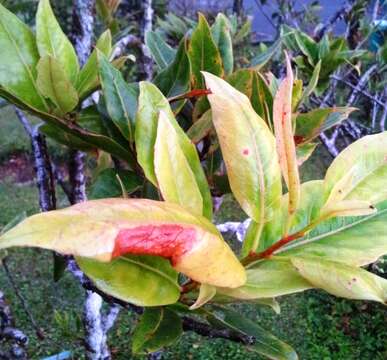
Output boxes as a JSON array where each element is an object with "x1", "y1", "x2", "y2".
[
  {"x1": 132, "y1": 307, "x2": 182, "y2": 354},
  {"x1": 251, "y1": 39, "x2": 281, "y2": 70},
  {"x1": 145, "y1": 31, "x2": 176, "y2": 70},
  {"x1": 89, "y1": 168, "x2": 142, "y2": 199},
  {"x1": 211, "y1": 13, "x2": 233, "y2": 75}
]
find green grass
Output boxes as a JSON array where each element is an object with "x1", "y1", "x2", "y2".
[{"x1": 0, "y1": 108, "x2": 386, "y2": 359}]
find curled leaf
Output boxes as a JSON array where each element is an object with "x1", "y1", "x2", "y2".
[
  {"x1": 0, "y1": 199, "x2": 245, "y2": 288},
  {"x1": 189, "y1": 284, "x2": 216, "y2": 310}
]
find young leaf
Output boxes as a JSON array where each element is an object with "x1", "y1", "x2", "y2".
[
  {"x1": 273, "y1": 53, "x2": 300, "y2": 220},
  {"x1": 155, "y1": 111, "x2": 204, "y2": 216},
  {"x1": 323, "y1": 132, "x2": 387, "y2": 207},
  {"x1": 188, "y1": 13, "x2": 223, "y2": 89},
  {"x1": 217, "y1": 259, "x2": 312, "y2": 300},
  {"x1": 78, "y1": 255, "x2": 180, "y2": 306},
  {"x1": 0, "y1": 198, "x2": 245, "y2": 288},
  {"x1": 204, "y1": 72, "x2": 282, "y2": 235},
  {"x1": 36, "y1": 56, "x2": 79, "y2": 113},
  {"x1": 0, "y1": 3, "x2": 47, "y2": 110},
  {"x1": 89, "y1": 168, "x2": 142, "y2": 199},
  {"x1": 132, "y1": 307, "x2": 182, "y2": 353},
  {"x1": 279, "y1": 200, "x2": 387, "y2": 266},
  {"x1": 154, "y1": 38, "x2": 191, "y2": 112},
  {"x1": 189, "y1": 284, "x2": 216, "y2": 310},
  {"x1": 76, "y1": 30, "x2": 112, "y2": 100},
  {"x1": 295, "y1": 107, "x2": 356, "y2": 145},
  {"x1": 145, "y1": 31, "x2": 176, "y2": 70},
  {"x1": 98, "y1": 51, "x2": 137, "y2": 142},
  {"x1": 135, "y1": 82, "x2": 212, "y2": 219},
  {"x1": 207, "y1": 306, "x2": 298, "y2": 360},
  {"x1": 211, "y1": 13, "x2": 233, "y2": 76},
  {"x1": 291, "y1": 257, "x2": 387, "y2": 304},
  {"x1": 36, "y1": 0, "x2": 79, "y2": 83}
]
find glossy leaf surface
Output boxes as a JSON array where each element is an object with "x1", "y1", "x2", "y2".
[
  {"x1": 204, "y1": 72, "x2": 282, "y2": 225},
  {"x1": 132, "y1": 307, "x2": 182, "y2": 353},
  {"x1": 36, "y1": 0, "x2": 79, "y2": 83},
  {"x1": 0, "y1": 198, "x2": 245, "y2": 287},
  {"x1": 154, "y1": 38, "x2": 191, "y2": 112},
  {"x1": 211, "y1": 13, "x2": 233, "y2": 75},
  {"x1": 218, "y1": 259, "x2": 312, "y2": 299},
  {"x1": 36, "y1": 56, "x2": 79, "y2": 113},
  {"x1": 155, "y1": 111, "x2": 204, "y2": 216},
  {"x1": 145, "y1": 31, "x2": 176, "y2": 70},
  {"x1": 89, "y1": 168, "x2": 142, "y2": 199},
  {"x1": 76, "y1": 30, "x2": 112, "y2": 99},
  {"x1": 188, "y1": 14, "x2": 223, "y2": 89},
  {"x1": 0, "y1": 3, "x2": 47, "y2": 110},
  {"x1": 291, "y1": 257, "x2": 387, "y2": 304},
  {"x1": 136, "y1": 82, "x2": 212, "y2": 219},
  {"x1": 207, "y1": 306, "x2": 298, "y2": 360},
  {"x1": 98, "y1": 52, "x2": 137, "y2": 142},
  {"x1": 78, "y1": 255, "x2": 180, "y2": 306}
]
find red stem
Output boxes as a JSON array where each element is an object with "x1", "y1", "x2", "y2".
[{"x1": 168, "y1": 89, "x2": 212, "y2": 102}]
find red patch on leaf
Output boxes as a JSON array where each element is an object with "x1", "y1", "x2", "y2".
[
  {"x1": 294, "y1": 135, "x2": 305, "y2": 145},
  {"x1": 112, "y1": 224, "x2": 196, "y2": 265},
  {"x1": 242, "y1": 149, "x2": 249, "y2": 155}
]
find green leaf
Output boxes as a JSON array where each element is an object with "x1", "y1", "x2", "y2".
[
  {"x1": 243, "y1": 180, "x2": 325, "y2": 255},
  {"x1": 153, "y1": 38, "x2": 191, "y2": 112},
  {"x1": 132, "y1": 307, "x2": 182, "y2": 353},
  {"x1": 204, "y1": 72, "x2": 282, "y2": 232},
  {"x1": 279, "y1": 201, "x2": 387, "y2": 267},
  {"x1": 1, "y1": 212, "x2": 27, "y2": 235},
  {"x1": 218, "y1": 259, "x2": 312, "y2": 299},
  {"x1": 0, "y1": 198, "x2": 245, "y2": 288},
  {"x1": 227, "y1": 69, "x2": 273, "y2": 126},
  {"x1": 77, "y1": 255, "x2": 180, "y2": 306},
  {"x1": 76, "y1": 30, "x2": 112, "y2": 100},
  {"x1": 89, "y1": 168, "x2": 142, "y2": 199},
  {"x1": 207, "y1": 306, "x2": 298, "y2": 360},
  {"x1": 145, "y1": 31, "x2": 176, "y2": 70},
  {"x1": 294, "y1": 30, "x2": 318, "y2": 66},
  {"x1": 323, "y1": 132, "x2": 387, "y2": 206},
  {"x1": 296, "y1": 143, "x2": 317, "y2": 166},
  {"x1": 36, "y1": 56, "x2": 79, "y2": 114},
  {"x1": 36, "y1": 0, "x2": 79, "y2": 84},
  {"x1": 136, "y1": 82, "x2": 212, "y2": 219},
  {"x1": 98, "y1": 51, "x2": 137, "y2": 142},
  {"x1": 251, "y1": 39, "x2": 281, "y2": 70},
  {"x1": 187, "y1": 110, "x2": 213, "y2": 143},
  {"x1": 295, "y1": 107, "x2": 355, "y2": 145},
  {"x1": 299, "y1": 60, "x2": 321, "y2": 106},
  {"x1": 188, "y1": 13, "x2": 223, "y2": 89},
  {"x1": 155, "y1": 111, "x2": 204, "y2": 216},
  {"x1": 291, "y1": 257, "x2": 387, "y2": 304},
  {"x1": 0, "y1": 3, "x2": 47, "y2": 110},
  {"x1": 211, "y1": 13, "x2": 233, "y2": 76}
]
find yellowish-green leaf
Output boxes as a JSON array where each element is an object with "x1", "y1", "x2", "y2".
[
  {"x1": 155, "y1": 111, "x2": 204, "y2": 216},
  {"x1": 204, "y1": 72, "x2": 282, "y2": 234},
  {"x1": 323, "y1": 132, "x2": 387, "y2": 208},
  {"x1": 296, "y1": 143, "x2": 317, "y2": 166},
  {"x1": 218, "y1": 259, "x2": 312, "y2": 300},
  {"x1": 291, "y1": 257, "x2": 387, "y2": 304},
  {"x1": 189, "y1": 284, "x2": 216, "y2": 310},
  {"x1": 273, "y1": 53, "x2": 300, "y2": 219},
  {"x1": 36, "y1": 56, "x2": 79, "y2": 113},
  {"x1": 136, "y1": 82, "x2": 212, "y2": 219},
  {"x1": 36, "y1": 0, "x2": 79, "y2": 83},
  {"x1": 76, "y1": 29, "x2": 112, "y2": 99},
  {"x1": 0, "y1": 198, "x2": 245, "y2": 288},
  {"x1": 187, "y1": 110, "x2": 213, "y2": 143}
]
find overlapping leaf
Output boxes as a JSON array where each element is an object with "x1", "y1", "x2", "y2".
[
  {"x1": 211, "y1": 13, "x2": 233, "y2": 75},
  {"x1": 145, "y1": 31, "x2": 176, "y2": 70},
  {"x1": 204, "y1": 72, "x2": 282, "y2": 237},
  {"x1": 36, "y1": 0, "x2": 79, "y2": 83},
  {"x1": 0, "y1": 3, "x2": 47, "y2": 110},
  {"x1": 0, "y1": 198, "x2": 245, "y2": 288},
  {"x1": 135, "y1": 82, "x2": 212, "y2": 219}
]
